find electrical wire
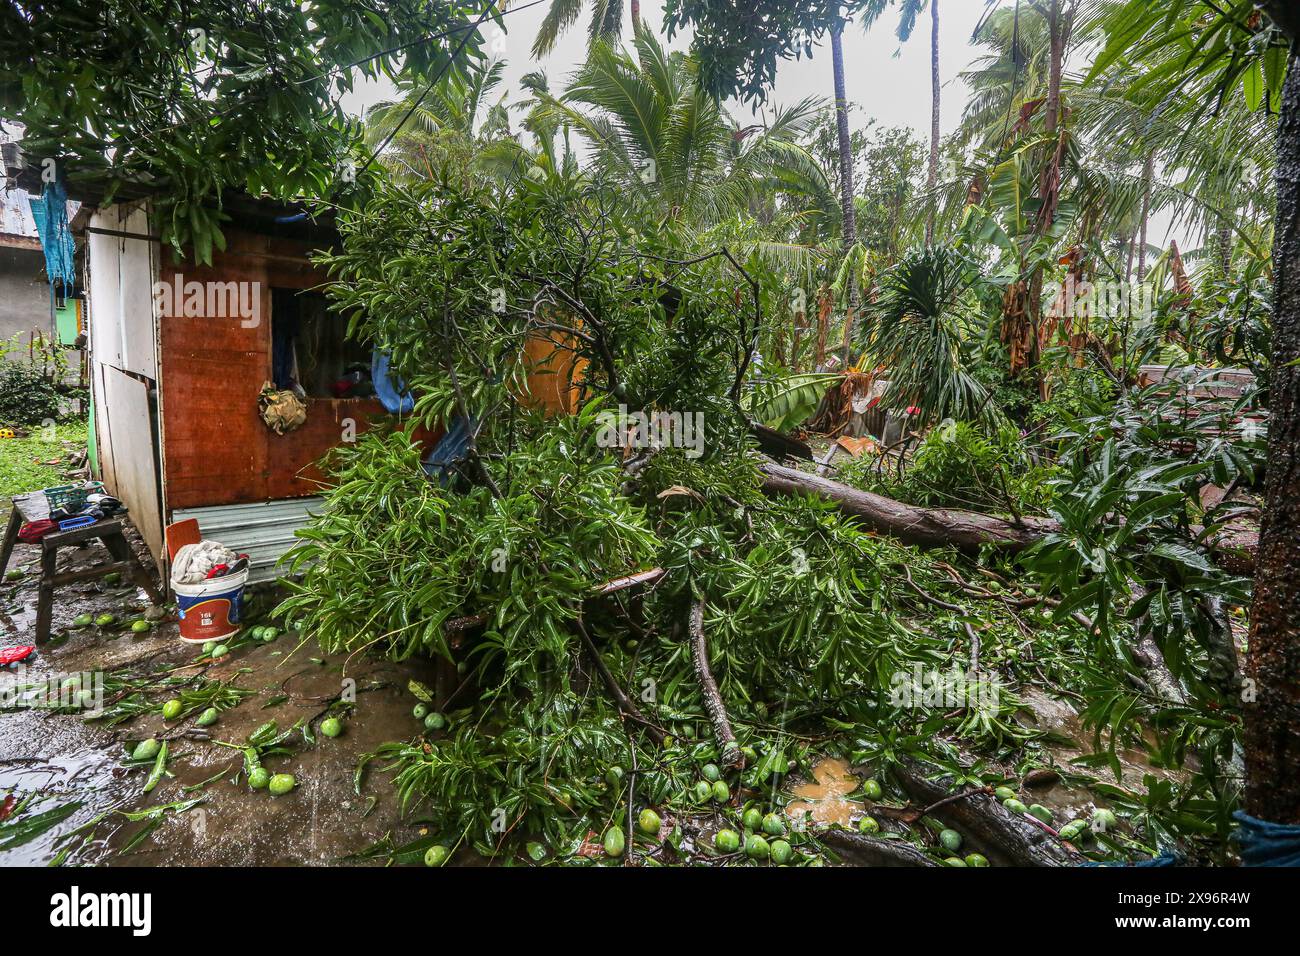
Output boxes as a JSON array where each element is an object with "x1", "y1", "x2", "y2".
[{"x1": 357, "y1": 0, "x2": 501, "y2": 174}]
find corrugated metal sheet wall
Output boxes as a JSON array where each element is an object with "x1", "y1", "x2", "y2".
[{"x1": 171, "y1": 497, "x2": 322, "y2": 584}]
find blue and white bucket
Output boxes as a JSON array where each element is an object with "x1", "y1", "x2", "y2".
[{"x1": 173, "y1": 569, "x2": 248, "y2": 643}]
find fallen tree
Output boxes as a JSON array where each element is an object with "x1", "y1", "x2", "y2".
[
  {"x1": 893, "y1": 761, "x2": 1082, "y2": 868},
  {"x1": 759, "y1": 461, "x2": 1056, "y2": 552},
  {"x1": 758, "y1": 460, "x2": 1258, "y2": 573}
]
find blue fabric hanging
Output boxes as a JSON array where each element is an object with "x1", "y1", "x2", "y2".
[
  {"x1": 1232, "y1": 810, "x2": 1300, "y2": 866},
  {"x1": 422, "y1": 415, "x2": 476, "y2": 486},
  {"x1": 28, "y1": 177, "x2": 76, "y2": 293},
  {"x1": 372, "y1": 349, "x2": 414, "y2": 415}
]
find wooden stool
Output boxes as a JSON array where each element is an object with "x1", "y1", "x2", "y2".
[{"x1": 0, "y1": 510, "x2": 163, "y2": 643}]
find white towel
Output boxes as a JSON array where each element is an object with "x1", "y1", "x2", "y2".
[{"x1": 171, "y1": 540, "x2": 239, "y2": 586}]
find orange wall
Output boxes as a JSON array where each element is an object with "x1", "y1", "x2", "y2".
[{"x1": 159, "y1": 228, "x2": 388, "y2": 510}]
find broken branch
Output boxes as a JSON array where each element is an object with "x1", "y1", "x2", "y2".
[{"x1": 689, "y1": 598, "x2": 744, "y2": 770}]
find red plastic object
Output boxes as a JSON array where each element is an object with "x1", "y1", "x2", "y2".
[
  {"x1": 18, "y1": 519, "x2": 56, "y2": 543},
  {"x1": 0, "y1": 645, "x2": 35, "y2": 666}
]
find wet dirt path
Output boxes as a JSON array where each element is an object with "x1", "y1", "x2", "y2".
[{"x1": 0, "y1": 523, "x2": 441, "y2": 866}]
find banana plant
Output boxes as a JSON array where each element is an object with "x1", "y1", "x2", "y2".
[{"x1": 743, "y1": 371, "x2": 843, "y2": 432}]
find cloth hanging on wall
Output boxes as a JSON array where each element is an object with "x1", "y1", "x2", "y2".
[{"x1": 258, "y1": 381, "x2": 307, "y2": 434}]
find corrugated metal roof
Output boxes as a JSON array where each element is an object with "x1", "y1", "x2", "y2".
[
  {"x1": 171, "y1": 497, "x2": 323, "y2": 584},
  {"x1": 1, "y1": 184, "x2": 38, "y2": 238},
  {"x1": 3, "y1": 125, "x2": 83, "y2": 240}
]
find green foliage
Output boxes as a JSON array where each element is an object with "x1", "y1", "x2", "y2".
[
  {"x1": 362, "y1": 60, "x2": 513, "y2": 183},
  {"x1": 1085, "y1": 0, "x2": 1291, "y2": 117},
  {"x1": 1182, "y1": 260, "x2": 1273, "y2": 386},
  {"x1": 0, "y1": 0, "x2": 490, "y2": 261},
  {"x1": 0, "y1": 420, "x2": 87, "y2": 499},
  {"x1": 523, "y1": 0, "x2": 629, "y2": 59},
  {"x1": 802, "y1": 112, "x2": 928, "y2": 252},
  {"x1": 856, "y1": 245, "x2": 992, "y2": 425},
  {"x1": 279, "y1": 412, "x2": 659, "y2": 674},
  {"x1": 537, "y1": 30, "x2": 831, "y2": 227},
  {"x1": 1021, "y1": 378, "x2": 1260, "y2": 707},
  {"x1": 663, "y1": 1, "x2": 928, "y2": 107},
  {"x1": 838, "y1": 419, "x2": 1055, "y2": 515},
  {"x1": 0, "y1": 361, "x2": 61, "y2": 427},
  {"x1": 743, "y1": 372, "x2": 840, "y2": 432}
]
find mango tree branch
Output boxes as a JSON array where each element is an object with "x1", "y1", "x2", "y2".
[
  {"x1": 760, "y1": 460, "x2": 1257, "y2": 571},
  {"x1": 689, "y1": 597, "x2": 744, "y2": 770},
  {"x1": 575, "y1": 616, "x2": 667, "y2": 747}
]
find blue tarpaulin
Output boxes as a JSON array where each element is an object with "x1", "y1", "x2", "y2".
[
  {"x1": 27, "y1": 177, "x2": 76, "y2": 293},
  {"x1": 1232, "y1": 810, "x2": 1300, "y2": 866},
  {"x1": 423, "y1": 415, "x2": 476, "y2": 485},
  {"x1": 372, "y1": 349, "x2": 415, "y2": 415}
]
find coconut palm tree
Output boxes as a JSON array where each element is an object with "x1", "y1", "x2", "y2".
[
  {"x1": 539, "y1": 30, "x2": 834, "y2": 227},
  {"x1": 363, "y1": 60, "x2": 512, "y2": 180},
  {"x1": 860, "y1": 0, "x2": 936, "y2": 242},
  {"x1": 508, "y1": 0, "x2": 642, "y2": 59}
]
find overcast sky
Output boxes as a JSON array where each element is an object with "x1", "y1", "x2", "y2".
[
  {"x1": 340, "y1": 1, "x2": 1003, "y2": 140},
  {"x1": 338, "y1": 1, "x2": 1185, "y2": 249}
]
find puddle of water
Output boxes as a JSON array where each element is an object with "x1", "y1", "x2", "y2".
[
  {"x1": 1013, "y1": 687, "x2": 1192, "y2": 830},
  {"x1": 784, "y1": 757, "x2": 864, "y2": 828}
]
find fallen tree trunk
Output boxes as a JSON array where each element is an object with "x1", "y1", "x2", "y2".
[
  {"x1": 759, "y1": 461, "x2": 1056, "y2": 552},
  {"x1": 759, "y1": 460, "x2": 1257, "y2": 572},
  {"x1": 820, "y1": 829, "x2": 939, "y2": 867},
  {"x1": 893, "y1": 761, "x2": 1081, "y2": 867}
]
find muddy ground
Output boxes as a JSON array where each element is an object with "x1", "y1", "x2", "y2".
[
  {"x1": 0, "y1": 518, "x2": 441, "y2": 866},
  {"x1": 1, "y1": 514, "x2": 1175, "y2": 867}
]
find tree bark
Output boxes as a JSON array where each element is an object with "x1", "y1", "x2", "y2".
[
  {"x1": 893, "y1": 761, "x2": 1082, "y2": 866},
  {"x1": 821, "y1": 829, "x2": 939, "y2": 867},
  {"x1": 1243, "y1": 54, "x2": 1300, "y2": 825},
  {"x1": 1215, "y1": 216, "x2": 1234, "y2": 278},
  {"x1": 1261, "y1": 2, "x2": 1300, "y2": 39},
  {"x1": 830, "y1": 22, "x2": 857, "y2": 249},
  {"x1": 925, "y1": 0, "x2": 940, "y2": 246},
  {"x1": 1137, "y1": 150, "x2": 1154, "y2": 281},
  {"x1": 689, "y1": 598, "x2": 743, "y2": 769},
  {"x1": 629, "y1": 0, "x2": 641, "y2": 33},
  {"x1": 831, "y1": 20, "x2": 861, "y2": 348},
  {"x1": 758, "y1": 460, "x2": 1257, "y2": 570},
  {"x1": 759, "y1": 460, "x2": 1056, "y2": 552}
]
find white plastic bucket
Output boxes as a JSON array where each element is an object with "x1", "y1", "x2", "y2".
[{"x1": 173, "y1": 568, "x2": 249, "y2": 643}]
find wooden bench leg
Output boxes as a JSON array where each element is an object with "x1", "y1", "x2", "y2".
[
  {"x1": 34, "y1": 543, "x2": 57, "y2": 643},
  {"x1": 0, "y1": 506, "x2": 21, "y2": 579},
  {"x1": 102, "y1": 531, "x2": 163, "y2": 605}
]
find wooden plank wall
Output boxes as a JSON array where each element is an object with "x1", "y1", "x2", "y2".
[
  {"x1": 86, "y1": 203, "x2": 164, "y2": 567},
  {"x1": 99, "y1": 366, "x2": 164, "y2": 560}
]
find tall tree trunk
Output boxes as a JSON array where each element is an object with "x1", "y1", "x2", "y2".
[
  {"x1": 1137, "y1": 150, "x2": 1154, "y2": 281},
  {"x1": 630, "y1": 0, "x2": 641, "y2": 32},
  {"x1": 1012, "y1": 0, "x2": 1068, "y2": 392},
  {"x1": 831, "y1": 23, "x2": 858, "y2": 249},
  {"x1": 1042, "y1": 1, "x2": 1065, "y2": 133},
  {"x1": 1243, "y1": 54, "x2": 1300, "y2": 825},
  {"x1": 1216, "y1": 216, "x2": 1234, "y2": 277},
  {"x1": 831, "y1": 20, "x2": 860, "y2": 351},
  {"x1": 925, "y1": 0, "x2": 941, "y2": 246}
]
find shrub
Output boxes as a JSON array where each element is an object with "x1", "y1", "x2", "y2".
[
  {"x1": 0, "y1": 361, "x2": 62, "y2": 426},
  {"x1": 838, "y1": 420, "x2": 1057, "y2": 515}
]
